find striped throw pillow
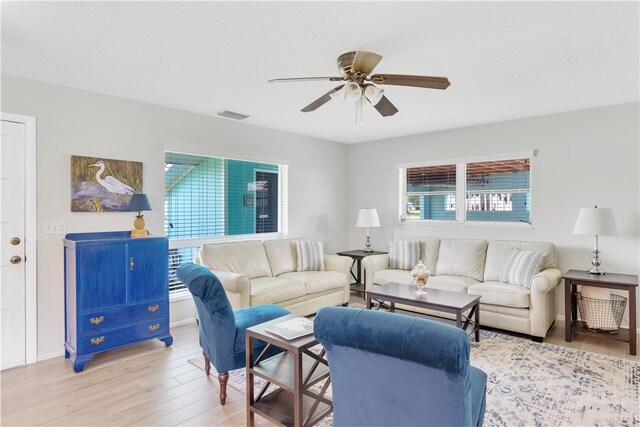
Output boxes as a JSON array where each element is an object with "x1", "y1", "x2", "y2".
[
  {"x1": 500, "y1": 250, "x2": 547, "y2": 288},
  {"x1": 295, "y1": 240, "x2": 325, "y2": 272},
  {"x1": 389, "y1": 240, "x2": 420, "y2": 270}
]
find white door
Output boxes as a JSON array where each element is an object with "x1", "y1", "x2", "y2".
[{"x1": 0, "y1": 120, "x2": 27, "y2": 370}]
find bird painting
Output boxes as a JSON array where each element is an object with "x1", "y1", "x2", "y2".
[
  {"x1": 71, "y1": 155, "x2": 143, "y2": 212},
  {"x1": 88, "y1": 160, "x2": 135, "y2": 202}
]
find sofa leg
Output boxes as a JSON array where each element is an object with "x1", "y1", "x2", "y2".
[
  {"x1": 531, "y1": 336, "x2": 543, "y2": 343},
  {"x1": 203, "y1": 352, "x2": 211, "y2": 376},
  {"x1": 218, "y1": 372, "x2": 229, "y2": 405},
  {"x1": 342, "y1": 302, "x2": 349, "y2": 307}
]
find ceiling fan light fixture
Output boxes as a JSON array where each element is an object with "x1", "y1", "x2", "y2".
[
  {"x1": 364, "y1": 85, "x2": 385, "y2": 106},
  {"x1": 344, "y1": 82, "x2": 362, "y2": 102}
]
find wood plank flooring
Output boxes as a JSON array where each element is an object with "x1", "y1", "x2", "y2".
[{"x1": 1, "y1": 295, "x2": 638, "y2": 426}]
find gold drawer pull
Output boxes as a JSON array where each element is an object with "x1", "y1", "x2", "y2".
[
  {"x1": 91, "y1": 336, "x2": 105, "y2": 345},
  {"x1": 148, "y1": 324, "x2": 160, "y2": 332},
  {"x1": 148, "y1": 305, "x2": 160, "y2": 313},
  {"x1": 90, "y1": 316, "x2": 104, "y2": 325}
]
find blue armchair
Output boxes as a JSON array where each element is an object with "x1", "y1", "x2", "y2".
[
  {"x1": 176, "y1": 263, "x2": 289, "y2": 405},
  {"x1": 314, "y1": 307, "x2": 487, "y2": 427}
]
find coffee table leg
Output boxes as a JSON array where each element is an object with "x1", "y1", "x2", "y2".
[
  {"x1": 630, "y1": 286, "x2": 636, "y2": 356},
  {"x1": 367, "y1": 295, "x2": 372, "y2": 309},
  {"x1": 456, "y1": 311, "x2": 462, "y2": 329},
  {"x1": 390, "y1": 301, "x2": 395, "y2": 312},
  {"x1": 246, "y1": 335, "x2": 255, "y2": 427},
  {"x1": 475, "y1": 303, "x2": 480, "y2": 342}
]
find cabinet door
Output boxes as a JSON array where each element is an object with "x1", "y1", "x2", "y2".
[
  {"x1": 127, "y1": 238, "x2": 168, "y2": 302},
  {"x1": 79, "y1": 244, "x2": 127, "y2": 311}
]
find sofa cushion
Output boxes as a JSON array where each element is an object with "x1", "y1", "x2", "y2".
[
  {"x1": 279, "y1": 271, "x2": 346, "y2": 294},
  {"x1": 295, "y1": 240, "x2": 325, "y2": 271},
  {"x1": 264, "y1": 239, "x2": 297, "y2": 276},
  {"x1": 420, "y1": 238, "x2": 441, "y2": 274},
  {"x1": 373, "y1": 269, "x2": 413, "y2": 286},
  {"x1": 467, "y1": 281, "x2": 530, "y2": 308},
  {"x1": 201, "y1": 241, "x2": 272, "y2": 279},
  {"x1": 389, "y1": 240, "x2": 420, "y2": 270},
  {"x1": 484, "y1": 240, "x2": 556, "y2": 282},
  {"x1": 426, "y1": 275, "x2": 480, "y2": 293},
  {"x1": 436, "y1": 239, "x2": 487, "y2": 281},
  {"x1": 500, "y1": 250, "x2": 546, "y2": 288},
  {"x1": 250, "y1": 276, "x2": 307, "y2": 305}
]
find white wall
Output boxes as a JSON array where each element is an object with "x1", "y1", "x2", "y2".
[
  {"x1": 1, "y1": 74, "x2": 349, "y2": 359},
  {"x1": 347, "y1": 103, "x2": 639, "y2": 327}
]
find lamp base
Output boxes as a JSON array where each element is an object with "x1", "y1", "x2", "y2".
[
  {"x1": 363, "y1": 235, "x2": 373, "y2": 252},
  {"x1": 131, "y1": 229, "x2": 149, "y2": 238},
  {"x1": 588, "y1": 267, "x2": 605, "y2": 275},
  {"x1": 587, "y1": 248, "x2": 605, "y2": 275}
]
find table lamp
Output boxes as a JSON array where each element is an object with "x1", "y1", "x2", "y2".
[
  {"x1": 128, "y1": 194, "x2": 152, "y2": 238},
  {"x1": 356, "y1": 208, "x2": 380, "y2": 252},
  {"x1": 572, "y1": 205, "x2": 617, "y2": 274}
]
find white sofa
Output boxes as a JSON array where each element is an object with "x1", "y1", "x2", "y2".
[
  {"x1": 197, "y1": 239, "x2": 352, "y2": 316},
  {"x1": 362, "y1": 238, "x2": 562, "y2": 340}
]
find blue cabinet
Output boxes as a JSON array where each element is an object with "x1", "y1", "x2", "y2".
[{"x1": 64, "y1": 231, "x2": 173, "y2": 372}]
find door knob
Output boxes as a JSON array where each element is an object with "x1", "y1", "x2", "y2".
[
  {"x1": 10, "y1": 256, "x2": 22, "y2": 264},
  {"x1": 10, "y1": 237, "x2": 21, "y2": 245}
]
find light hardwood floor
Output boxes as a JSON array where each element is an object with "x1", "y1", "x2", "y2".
[{"x1": 1, "y1": 294, "x2": 638, "y2": 426}]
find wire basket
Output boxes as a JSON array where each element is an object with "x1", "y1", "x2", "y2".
[{"x1": 576, "y1": 292, "x2": 627, "y2": 333}]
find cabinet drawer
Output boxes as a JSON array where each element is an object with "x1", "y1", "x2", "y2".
[
  {"x1": 81, "y1": 320, "x2": 169, "y2": 354},
  {"x1": 81, "y1": 300, "x2": 167, "y2": 332}
]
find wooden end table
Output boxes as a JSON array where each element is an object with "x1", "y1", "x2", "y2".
[
  {"x1": 246, "y1": 314, "x2": 332, "y2": 427},
  {"x1": 336, "y1": 249, "x2": 387, "y2": 297},
  {"x1": 563, "y1": 269, "x2": 637, "y2": 356}
]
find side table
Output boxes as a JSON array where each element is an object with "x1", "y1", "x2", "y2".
[
  {"x1": 246, "y1": 314, "x2": 332, "y2": 427},
  {"x1": 336, "y1": 249, "x2": 387, "y2": 298},
  {"x1": 563, "y1": 269, "x2": 637, "y2": 356}
]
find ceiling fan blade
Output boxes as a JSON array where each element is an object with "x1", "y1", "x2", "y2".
[
  {"x1": 373, "y1": 95, "x2": 399, "y2": 117},
  {"x1": 269, "y1": 77, "x2": 344, "y2": 83},
  {"x1": 351, "y1": 51, "x2": 383, "y2": 75},
  {"x1": 301, "y1": 85, "x2": 345, "y2": 112},
  {"x1": 369, "y1": 74, "x2": 451, "y2": 90}
]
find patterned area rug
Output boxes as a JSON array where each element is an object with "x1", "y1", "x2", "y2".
[{"x1": 189, "y1": 330, "x2": 639, "y2": 426}]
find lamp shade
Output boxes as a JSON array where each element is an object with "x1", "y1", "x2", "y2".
[
  {"x1": 128, "y1": 194, "x2": 152, "y2": 212},
  {"x1": 356, "y1": 208, "x2": 380, "y2": 228},
  {"x1": 572, "y1": 206, "x2": 617, "y2": 236}
]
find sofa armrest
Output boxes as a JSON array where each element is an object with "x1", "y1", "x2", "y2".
[
  {"x1": 529, "y1": 268, "x2": 562, "y2": 337},
  {"x1": 207, "y1": 269, "x2": 251, "y2": 309},
  {"x1": 324, "y1": 254, "x2": 353, "y2": 279},
  {"x1": 530, "y1": 268, "x2": 562, "y2": 294},
  {"x1": 362, "y1": 254, "x2": 390, "y2": 291}
]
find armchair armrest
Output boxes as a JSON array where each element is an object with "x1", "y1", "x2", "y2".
[
  {"x1": 324, "y1": 254, "x2": 353, "y2": 278},
  {"x1": 206, "y1": 269, "x2": 251, "y2": 309},
  {"x1": 362, "y1": 254, "x2": 390, "y2": 291}
]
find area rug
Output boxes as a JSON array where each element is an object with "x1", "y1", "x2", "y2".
[{"x1": 189, "y1": 330, "x2": 639, "y2": 426}]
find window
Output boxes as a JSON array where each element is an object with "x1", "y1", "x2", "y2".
[
  {"x1": 165, "y1": 151, "x2": 288, "y2": 293},
  {"x1": 400, "y1": 154, "x2": 531, "y2": 226}
]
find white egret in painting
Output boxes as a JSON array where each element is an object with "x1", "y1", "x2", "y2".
[{"x1": 88, "y1": 160, "x2": 134, "y2": 203}]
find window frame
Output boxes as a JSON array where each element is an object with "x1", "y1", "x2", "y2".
[{"x1": 399, "y1": 151, "x2": 534, "y2": 228}]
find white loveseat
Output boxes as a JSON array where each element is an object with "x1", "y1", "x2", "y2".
[
  {"x1": 197, "y1": 239, "x2": 352, "y2": 316},
  {"x1": 362, "y1": 238, "x2": 562, "y2": 340}
]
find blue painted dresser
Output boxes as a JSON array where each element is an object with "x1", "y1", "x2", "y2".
[{"x1": 64, "y1": 231, "x2": 173, "y2": 372}]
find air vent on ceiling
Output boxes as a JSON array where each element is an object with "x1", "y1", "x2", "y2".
[{"x1": 218, "y1": 110, "x2": 250, "y2": 120}]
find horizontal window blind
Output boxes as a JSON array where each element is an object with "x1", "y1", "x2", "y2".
[
  {"x1": 400, "y1": 155, "x2": 532, "y2": 226},
  {"x1": 406, "y1": 164, "x2": 456, "y2": 221},
  {"x1": 465, "y1": 158, "x2": 530, "y2": 223},
  {"x1": 164, "y1": 151, "x2": 288, "y2": 292}
]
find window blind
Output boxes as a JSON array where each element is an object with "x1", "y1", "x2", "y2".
[
  {"x1": 164, "y1": 151, "x2": 288, "y2": 292},
  {"x1": 465, "y1": 158, "x2": 530, "y2": 223},
  {"x1": 406, "y1": 164, "x2": 457, "y2": 221}
]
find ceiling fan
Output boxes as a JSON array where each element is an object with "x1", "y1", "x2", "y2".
[{"x1": 269, "y1": 50, "x2": 450, "y2": 118}]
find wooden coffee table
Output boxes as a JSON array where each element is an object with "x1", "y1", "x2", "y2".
[
  {"x1": 245, "y1": 314, "x2": 332, "y2": 427},
  {"x1": 366, "y1": 283, "x2": 481, "y2": 342}
]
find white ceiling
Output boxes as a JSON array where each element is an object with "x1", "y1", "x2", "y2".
[{"x1": 2, "y1": 1, "x2": 638, "y2": 144}]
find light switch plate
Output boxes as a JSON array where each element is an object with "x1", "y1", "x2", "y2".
[{"x1": 44, "y1": 221, "x2": 66, "y2": 235}]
